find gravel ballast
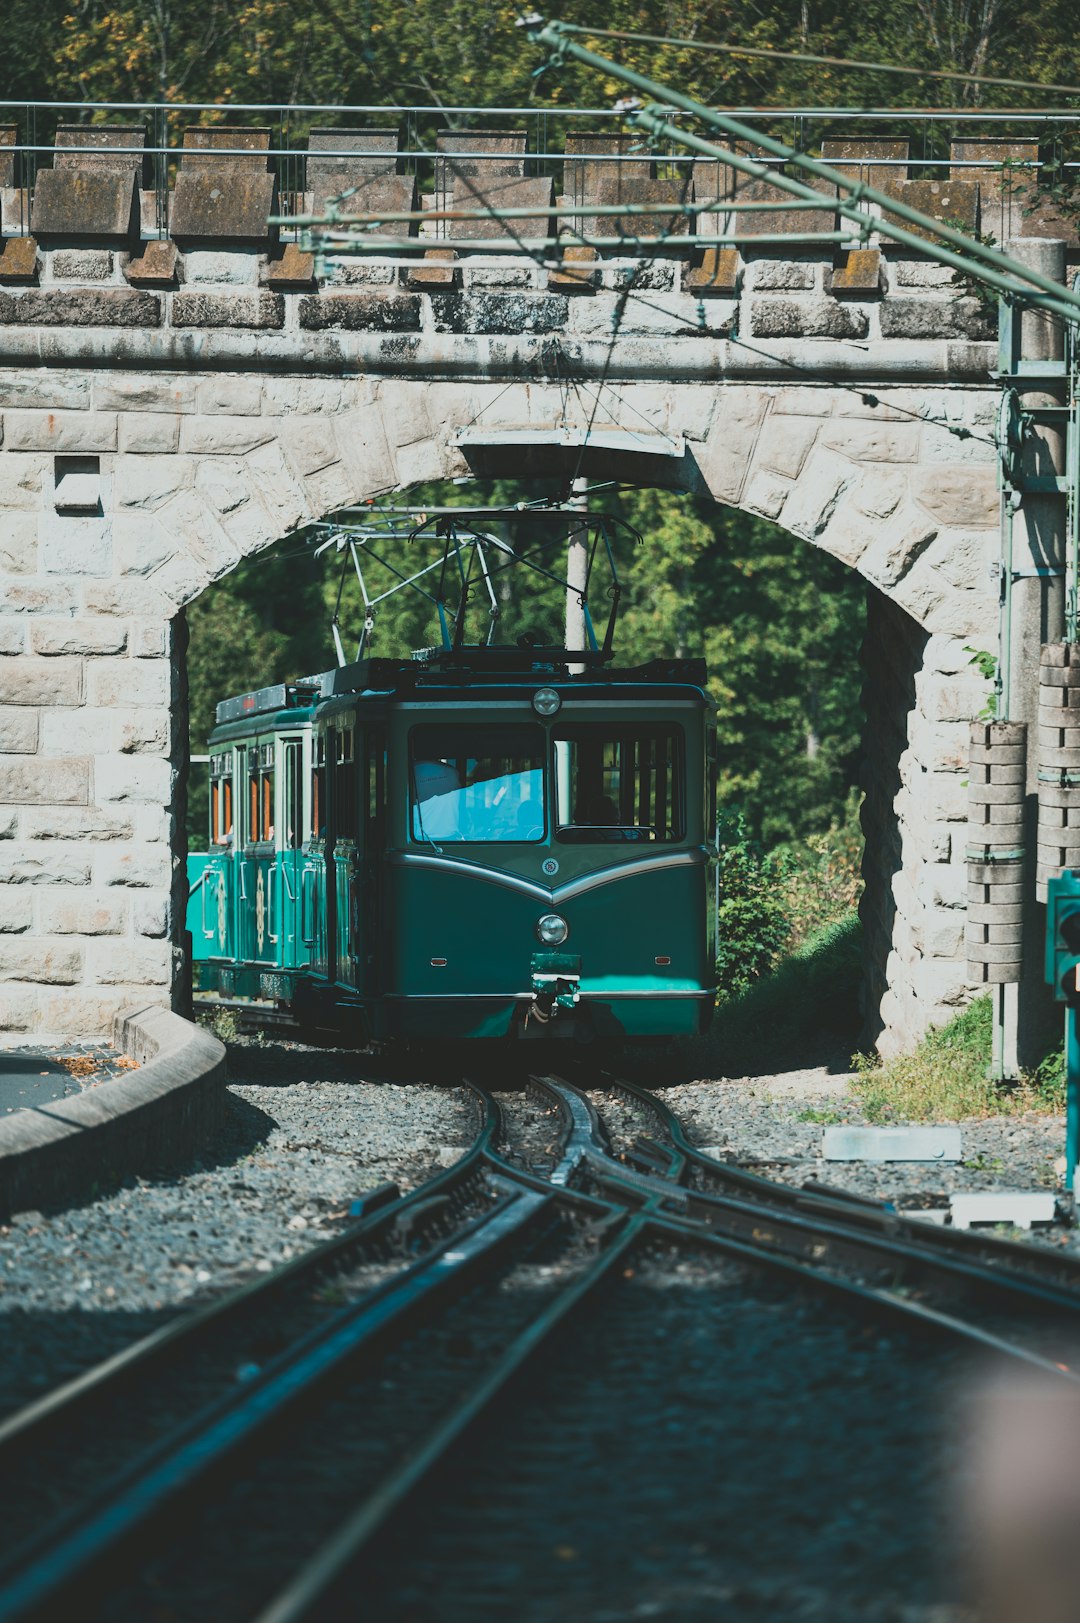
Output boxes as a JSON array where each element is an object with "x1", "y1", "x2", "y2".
[{"x1": 0, "y1": 1035, "x2": 476, "y2": 1420}]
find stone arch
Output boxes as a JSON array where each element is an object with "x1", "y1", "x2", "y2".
[{"x1": 0, "y1": 369, "x2": 1000, "y2": 1046}]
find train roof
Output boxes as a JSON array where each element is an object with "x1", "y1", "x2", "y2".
[{"x1": 214, "y1": 651, "x2": 709, "y2": 726}]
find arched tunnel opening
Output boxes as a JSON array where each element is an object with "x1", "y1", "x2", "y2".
[{"x1": 178, "y1": 473, "x2": 878, "y2": 1074}]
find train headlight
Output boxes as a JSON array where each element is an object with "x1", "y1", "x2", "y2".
[
  {"x1": 536, "y1": 912, "x2": 569, "y2": 945},
  {"x1": 532, "y1": 687, "x2": 561, "y2": 717}
]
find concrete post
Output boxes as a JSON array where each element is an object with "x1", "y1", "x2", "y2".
[
  {"x1": 565, "y1": 475, "x2": 588, "y2": 674},
  {"x1": 1005, "y1": 238, "x2": 1068, "y2": 1071}
]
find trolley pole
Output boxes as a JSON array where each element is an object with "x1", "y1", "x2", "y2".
[{"x1": 566, "y1": 475, "x2": 588, "y2": 674}]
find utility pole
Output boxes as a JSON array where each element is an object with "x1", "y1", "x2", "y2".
[
  {"x1": 566, "y1": 475, "x2": 588, "y2": 673},
  {"x1": 1005, "y1": 237, "x2": 1068, "y2": 1072}
]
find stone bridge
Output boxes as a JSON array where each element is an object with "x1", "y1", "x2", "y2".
[{"x1": 0, "y1": 119, "x2": 1059, "y2": 1052}]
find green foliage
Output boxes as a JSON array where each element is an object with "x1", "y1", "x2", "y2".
[
  {"x1": 714, "y1": 814, "x2": 794, "y2": 1000},
  {"x1": 711, "y1": 913, "x2": 864, "y2": 1075},
  {"x1": 852, "y1": 995, "x2": 1064, "y2": 1122}
]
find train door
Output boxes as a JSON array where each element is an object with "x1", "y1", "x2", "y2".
[
  {"x1": 332, "y1": 722, "x2": 359, "y2": 990},
  {"x1": 277, "y1": 734, "x2": 305, "y2": 970},
  {"x1": 302, "y1": 728, "x2": 329, "y2": 976},
  {"x1": 194, "y1": 747, "x2": 236, "y2": 963},
  {"x1": 359, "y1": 724, "x2": 387, "y2": 996},
  {"x1": 236, "y1": 739, "x2": 276, "y2": 968}
]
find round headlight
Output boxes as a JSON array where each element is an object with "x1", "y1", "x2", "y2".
[
  {"x1": 532, "y1": 686, "x2": 561, "y2": 718},
  {"x1": 536, "y1": 913, "x2": 569, "y2": 946}
]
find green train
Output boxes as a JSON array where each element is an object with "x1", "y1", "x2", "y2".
[{"x1": 187, "y1": 645, "x2": 718, "y2": 1043}]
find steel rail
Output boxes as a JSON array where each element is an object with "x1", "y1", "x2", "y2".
[
  {"x1": 546, "y1": 1074, "x2": 1080, "y2": 1327},
  {"x1": 608, "y1": 1070, "x2": 1080, "y2": 1293},
  {"x1": 0, "y1": 1083, "x2": 497, "y2": 1466}
]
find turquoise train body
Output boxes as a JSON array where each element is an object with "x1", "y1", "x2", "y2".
[{"x1": 187, "y1": 649, "x2": 718, "y2": 1043}]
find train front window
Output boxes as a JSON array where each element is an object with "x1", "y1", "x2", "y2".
[
  {"x1": 410, "y1": 726, "x2": 546, "y2": 844},
  {"x1": 554, "y1": 728, "x2": 684, "y2": 843}
]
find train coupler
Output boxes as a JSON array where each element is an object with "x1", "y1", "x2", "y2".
[{"x1": 527, "y1": 951, "x2": 581, "y2": 1025}]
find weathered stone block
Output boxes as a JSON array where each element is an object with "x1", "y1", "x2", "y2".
[
  {"x1": 0, "y1": 706, "x2": 38, "y2": 752},
  {"x1": 693, "y1": 389, "x2": 769, "y2": 506},
  {"x1": 179, "y1": 418, "x2": 274, "y2": 455},
  {"x1": 31, "y1": 618, "x2": 127, "y2": 657},
  {"x1": 40, "y1": 513, "x2": 111, "y2": 578},
  {"x1": 0, "y1": 236, "x2": 40, "y2": 286},
  {"x1": 3, "y1": 582, "x2": 78, "y2": 615},
  {"x1": 182, "y1": 250, "x2": 260, "y2": 287},
  {"x1": 0, "y1": 624, "x2": 24, "y2": 656},
  {"x1": 750, "y1": 260, "x2": 815, "y2": 291},
  {"x1": 0, "y1": 893, "x2": 32, "y2": 932},
  {"x1": 5, "y1": 411, "x2": 118, "y2": 452},
  {"x1": 88, "y1": 657, "x2": 170, "y2": 709},
  {"x1": 912, "y1": 466, "x2": 998, "y2": 527},
  {"x1": 31, "y1": 168, "x2": 139, "y2": 242},
  {"x1": 684, "y1": 247, "x2": 739, "y2": 297},
  {"x1": 880, "y1": 297, "x2": 995, "y2": 341},
  {"x1": 0, "y1": 850, "x2": 88, "y2": 886},
  {"x1": 0, "y1": 940, "x2": 82, "y2": 984},
  {"x1": 827, "y1": 249, "x2": 884, "y2": 294},
  {"x1": 169, "y1": 169, "x2": 276, "y2": 245},
  {"x1": 0, "y1": 758, "x2": 88, "y2": 805},
  {"x1": 171, "y1": 290, "x2": 284, "y2": 329},
  {"x1": 24, "y1": 806, "x2": 132, "y2": 841},
  {"x1": 119, "y1": 413, "x2": 181, "y2": 454},
  {"x1": 133, "y1": 895, "x2": 168, "y2": 937},
  {"x1": 41, "y1": 706, "x2": 112, "y2": 756},
  {"x1": 94, "y1": 754, "x2": 172, "y2": 803},
  {"x1": 87, "y1": 939, "x2": 170, "y2": 986},
  {"x1": 114, "y1": 457, "x2": 193, "y2": 513},
  {"x1": 263, "y1": 245, "x2": 315, "y2": 289},
  {"x1": 896, "y1": 179, "x2": 978, "y2": 240},
  {"x1": 0, "y1": 288, "x2": 160, "y2": 326},
  {"x1": 124, "y1": 240, "x2": 180, "y2": 287},
  {"x1": 754, "y1": 416, "x2": 819, "y2": 479},
  {"x1": 0, "y1": 656, "x2": 82, "y2": 705},
  {"x1": 0, "y1": 514, "x2": 39, "y2": 574},
  {"x1": 742, "y1": 469, "x2": 791, "y2": 520},
  {"x1": 821, "y1": 422, "x2": 921, "y2": 463},
  {"x1": 298, "y1": 293, "x2": 422, "y2": 331},
  {"x1": 38, "y1": 891, "x2": 125, "y2": 935},
  {"x1": 0, "y1": 986, "x2": 39, "y2": 1028},
  {"x1": 130, "y1": 620, "x2": 169, "y2": 658},
  {"x1": 430, "y1": 293, "x2": 568, "y2": 336},
  {"x1": 118, "y1": 710, "x2": 170, "y2": 754},
  {"x1": 198, "y1": 376, "x2": 263, "y2": 416},
  {"x1": 750, "y1": 296, "x2": 869, "y2": 339},
  {"x1": 39, "y1": 988, "x2": 138, "y2": 1031},
  {"x1": 51, "y1": 249, "x2": 113, "y2": 281},
  {"x1": 93, "y1": 375, "x2": 197, "y2": 413}
]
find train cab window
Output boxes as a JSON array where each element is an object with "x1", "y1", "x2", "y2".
[
  {"x1": 366, "y1": 728, "x2": 387, "y2": 837},
  {"x1": 410, "y1": 725, "x2": 545, "y2": 844},
  {"x1": 247, "y1": 743, "x2": 275, "y2": 844},
  {"x1": 210, "y1": 752, "x2": 233, "y2": 847},
  {"x1": 312, "y1": 734, "x2": 327, "y2": 840},
  {"x1": 334, "y1": 727, "x2": 357, "y2": 841},
  {"x1": 555, "y1": 727, "x2": 684, "y2": 843}
]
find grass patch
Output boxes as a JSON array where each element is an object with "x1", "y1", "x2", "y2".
[
  {"x1": 710, "y1": 912, "x2": 863, "y2": 1075},
  {"x1": 852, "y1": 995, "x2": 1066, "y2": 1123}
]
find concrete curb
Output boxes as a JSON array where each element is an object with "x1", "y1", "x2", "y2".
[{"x1": 0, "y1": 1004, "x2": 226, "y2": 1220}]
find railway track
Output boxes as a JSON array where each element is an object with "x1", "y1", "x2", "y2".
[{"x1": 1, "y1": 1069, "x2": 1079, "y2": 1621}]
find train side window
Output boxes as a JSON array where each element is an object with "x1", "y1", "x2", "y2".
[
  {"x1": 554, "y1": 727, "x2": 684, "y2": 844},
  {"x1": 366, "y1": 728, "x2": 387, "y2": 838},
  {"x1": 335, "y1": 727, "x2": 356, "y2": 841},
  {"x1": 246, "y1": 743, "x2": 274, "y2": 843},
  {"x1": 312, "y1": 733, "x2": 327, "y2": 840},
  {"x1": 210, "y1": 752, "x2": 233, "y2": 846},
  {"x1": 283, "y1": 738, "x2": 303, "y2": 850}
]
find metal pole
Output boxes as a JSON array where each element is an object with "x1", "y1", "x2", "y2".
[
  {"x1": 566, "y1": 477, "x2": 588, "y2": 673},
  {"x1": 1010, "y1": 239, "x2": 1068, "y2": 1074},
  {"x1": 1067, "y1": 1004, "x2": 1080, "y2": 1189}
]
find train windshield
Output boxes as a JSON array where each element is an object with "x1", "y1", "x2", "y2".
[
  {"x1": 410, "y1": 725, "x2": 546, "y2": 844},
  {"x1": 554, "y1": 727, "x2": 684, "y2": 843}
]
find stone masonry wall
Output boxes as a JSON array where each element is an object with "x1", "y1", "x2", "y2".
[{"x1": 0, "y1": 235, "x2": 1002, "y2": 1046}]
